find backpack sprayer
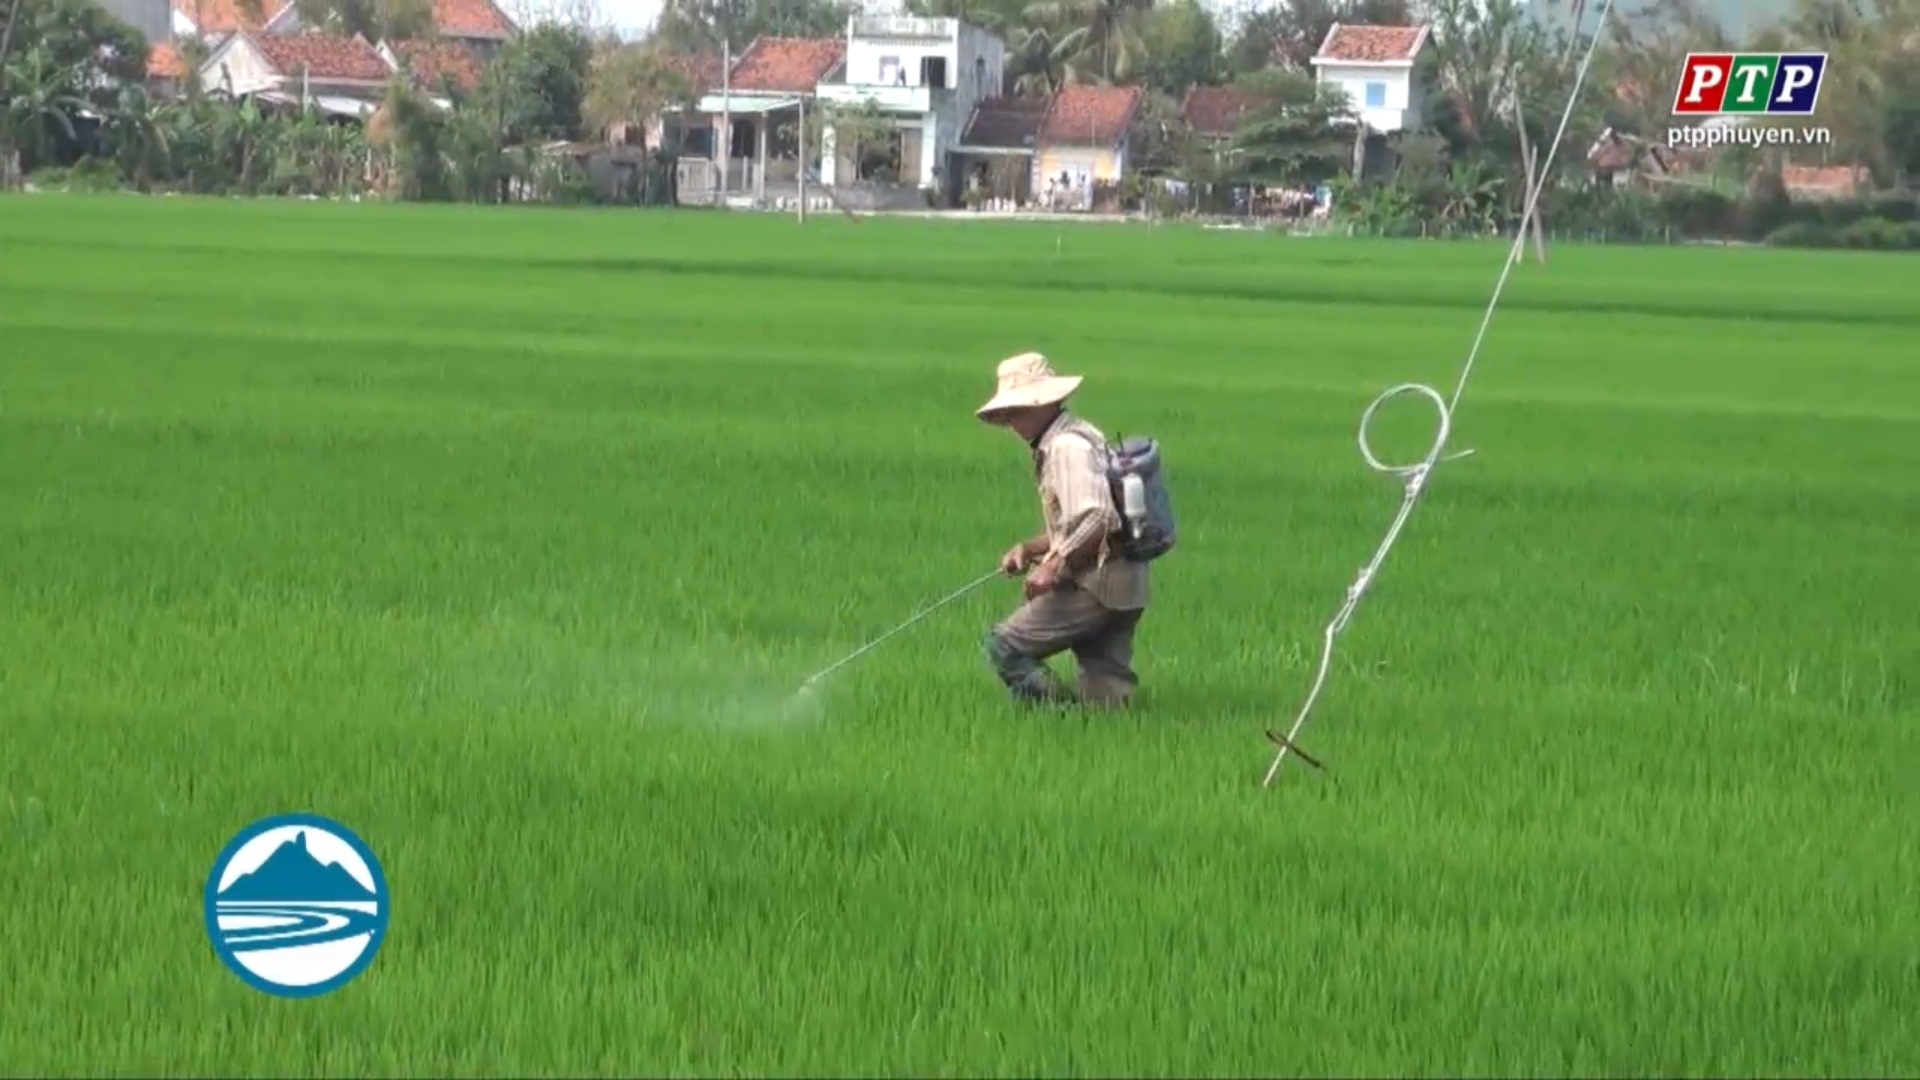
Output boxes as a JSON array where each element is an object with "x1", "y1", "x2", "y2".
[{"x1": 793, "y1": 434, "x2": 1175, "y2": 698}]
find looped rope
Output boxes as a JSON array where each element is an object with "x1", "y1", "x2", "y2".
[
  {"x1": 1260, "y1": 388, "x2": 1472, "y2": 779},
  {"x1": 1261, "y1": 0, "x2": 1616, "y2": 787},
  {"x1": 1330, "y1": 385, "x2": 1475, "y2": 634}
]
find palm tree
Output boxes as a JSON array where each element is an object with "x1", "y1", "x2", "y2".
[
  {"x1": 1020, "y1": 0, "x2": 1152, "y2": 84},
  {"x1": 1007, "y1": 24, "x2": 1069, "y2": 95}
]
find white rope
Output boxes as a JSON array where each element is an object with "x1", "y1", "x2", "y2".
[{"x1": 1262, "y1": 0, "x2": 1616, "y2": 786}]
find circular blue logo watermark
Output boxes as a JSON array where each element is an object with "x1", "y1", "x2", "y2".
[{"x1": 204, "y1": 813, "x2": 388, "y2": 998}]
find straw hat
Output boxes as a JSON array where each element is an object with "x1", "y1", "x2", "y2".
[{"x1": 975, "y1": 352, "x2": 1083, "y2": 420}]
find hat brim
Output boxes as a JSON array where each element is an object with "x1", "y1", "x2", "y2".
[{"x1": 975, "y1": 375, "x2": 1082, "y2": 420}]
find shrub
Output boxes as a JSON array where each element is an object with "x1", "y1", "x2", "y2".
[{"x1": 1765, "y1": 217, "x2": 1920, "y2": 249}]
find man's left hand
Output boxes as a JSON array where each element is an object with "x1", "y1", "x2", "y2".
[{"x1": 1024, "y1": 557, "x2": 1060, "y2": 600}]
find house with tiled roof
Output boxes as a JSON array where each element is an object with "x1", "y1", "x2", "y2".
[
  {"x1": 1032, "y1": 83, "x2": 1142, "y2": 210},
  {"x1": 260, "y1": 0, "x2": 516, "y2": 55},
  {"x1": 1307, "y1": 22, "x2": 1431, "y2": 132},
  {"x1": 378, "y1": 37, "x2": 485, "y2": 93},
  {"x1": 1586, "y1": 126, "x2": 1681, "y2": 187},
  {"x1": 147, "y1": 40, "x2": 189, "y2": 93},
  {"x1": 655, "y1": 16, "x2": 1010, "y2": 207},
  {"x1": 647, "y1": 34, "x2": 845, "y2": 203},
  {"x1": 1780, "y1": 164, "x2": 1869, "y2": 200},
  {"x1": 1180, "y1": 84, "x2": 1260, "y2": 142},
  {"x1": 198, "y1": 30, "x2": 396, "y2": 116},
  {"x1": 950, "y1": 94, "x2": 1048, "y2": 206}
]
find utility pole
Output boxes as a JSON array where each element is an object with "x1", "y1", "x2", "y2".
[{"x1": 718, "y1": 35, "x2": 730, "y2": 205}]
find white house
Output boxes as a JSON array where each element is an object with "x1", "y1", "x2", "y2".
[
  {"x1": 1307, "y1": 22, "x2": 1432, "y2": 133},
  {"x1": 198, "y1": 31, "x2": 395, "y2": 116},
  {"x1": 814, "y1": 14, "x2": 1007, "y2": 188}
]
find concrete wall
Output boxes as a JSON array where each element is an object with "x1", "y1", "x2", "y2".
[{"x1": 1315, "y1": 62, "x2": 1419, "y2": 132}]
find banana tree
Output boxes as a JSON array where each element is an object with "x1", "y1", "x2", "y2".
[
  {"x1": 1440, "y1": 159, "x2": 1503, "y2": 232},
  {"x1": 103, "y1": 84, "x2": 172, "y2": 190},
  {"x1": 1, "y1": 44, "x2": 90, "y2": 171}
]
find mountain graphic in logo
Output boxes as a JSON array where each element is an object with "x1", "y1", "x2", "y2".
[
  {"x1": 218, "y1": 830, "x2": 377, "y2": 903},
  {"x1": 204, "y1": 813, "x2": 390, "y2": 998}
]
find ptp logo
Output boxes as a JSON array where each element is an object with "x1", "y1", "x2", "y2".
[{"x1": 1672, "y1": 53, "x2": 1827, "y2": 116}]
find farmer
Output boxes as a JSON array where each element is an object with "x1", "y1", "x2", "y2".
[{"x1": 976, "y1": 352, "x2": 1148, "y2": 707}]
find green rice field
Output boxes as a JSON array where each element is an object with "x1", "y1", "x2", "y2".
[{"x1": 1, "y1": 195, "x2": 1915, "y2": 1076}]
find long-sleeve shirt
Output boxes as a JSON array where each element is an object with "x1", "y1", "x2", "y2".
[{"x1": 1031, "y1": 411, "x2": 1149, "y2": 611}]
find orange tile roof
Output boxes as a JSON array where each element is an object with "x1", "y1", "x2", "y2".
[
  {"x1": 663, "y1": 51, "x2": 725, "y2": 94},
  {"x1": 390, "y1": 38, "x2": 482, "y2": 90},
  {"x1": 430, "y1": 0, "x2": 515, "y2": 39},
  {"x1": 147, "y1": 41, "x2": 187, "y2": 78},
  {"x1": 1181, "y1": 85, "x2": 1259, "y2": 136},
  {"x1": 1780, "y1": 164, "x2": 1867, "y2": 193},
  {"x1": 171, "y1": 0, "x2": 286, "y2": 33},
  {"x1": 1041, "y1": 83, "x2": 1142, "y2": 147},
  {"x1": 728, "y1": 36, "x2": 844, "y2": 93},
  {"x1": 252, "y1": 32, "x2": 390, "y2": 81},
  {"x1": 1314, "y1": 23, "x2": 1428, "y2": 63}
]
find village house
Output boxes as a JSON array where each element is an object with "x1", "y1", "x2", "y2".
[
  {"x1": 651, "y1": 17, "x2": 1009, "y2": 209},
  {"x1": 1780, "y1": 164, "x2": 1870, "y2": 200},
  {"x1": 1180, "y1": 84, "x2": 1259, "y2": 148},
  {"x1": 1586, "y1": 126, "x2": 1681, "y2": 187},
  {"x1": 812, "y1": 14, "x2": 1006, "y2": 195},
  {"x1": 258, "y1": 0, "x2": 516, "y2": 59},
  {"x1": 950, "y1": 94, "x2": 1048, "y2": 207},
  {"x1": 163, "y1": 0, "x2": 511, "y2": 107},
  {"x1": 648, "y1": 37, "x2": 843, "y2": 205},
  {"x1": 1031, "y1": 83, "x2": 1141, "y2": 211},
  {"x1": 147, "y1": 41, "x2": 189, "y2": 94},
  {"x1": 1308, "y1": 22, "x2": 1431, "y2": 133},
  {"x1": 199, "y1": 31, "x2": 394, "y2": 117},
  {"x1": 378, "y1": 37, "x2": 486, "y2": 94}
]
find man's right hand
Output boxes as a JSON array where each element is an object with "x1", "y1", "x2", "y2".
[{"x1": 998, "y1": 544, "x2": 1028, "y2": 576}]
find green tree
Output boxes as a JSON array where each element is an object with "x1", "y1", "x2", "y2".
[
  {"x1": 649, "y1": 0, "x2": 852, "y2": 56},
  {"x1": 286, "y1": 0, "x2": 433, "y2": 41},
  {"x1": 375, "y1": 75, "x2": 452, "y2": 199},
  {"x1": 1223, "y1": 7, "x2": 1285, "y2": 76},
  {"x1": 1226, "y1": 66, "x2": 1353, "y2": 185},
  {"x1": 797, "y1": 95, "x2": 896, "y2": 180},
  {"x1": 1884, "y1": 51, "x2": 1920, "y2": 184},
  {"x1": 1135, "y1": 0, "x2": 1223, "y2": 97},
  {"x1": 582, "y1": 40, "x2": 698, "y2": 148},
  {"x1": 475, "y1": 21, "x2": 594, "y2": 144},
  {"x1": 101, "y1": 83, "x2": 172, "y2": 189}
]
